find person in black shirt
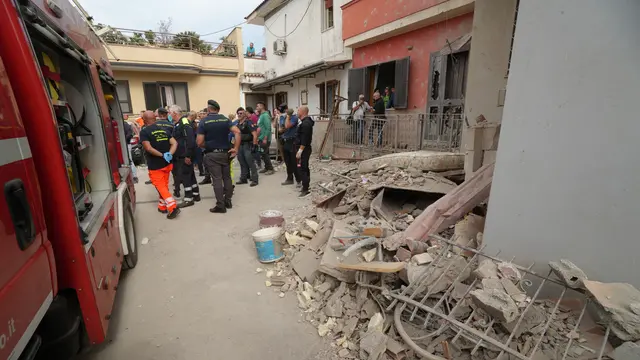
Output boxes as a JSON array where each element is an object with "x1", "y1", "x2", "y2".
[
  {"x1": 235, "y1": 107, "x2": 259, "y2": 186},
  {"x1": 168, "y1": 105, "x2": 200, "y2": 208},
  {"x1": 370, "y1": 91, "x2": 386, "y2": 147},
  {"x1": 295, "y1": 106, "x2": 314, "y2": 198},
  {"x1": 196, "y1": 100, "x2": 241, "y2": 213},
  {"x1": 139, "y1": 111, "x2": 180, "y2": 219}
]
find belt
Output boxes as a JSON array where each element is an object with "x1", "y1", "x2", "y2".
[{"x1": 204, "y1": 149, "x2": 228, "y2": 154}]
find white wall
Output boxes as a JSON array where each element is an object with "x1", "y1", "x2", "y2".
[
  {"x1": 263, "y1": 0, "x2": 350, "y2": 77},
  {"x1": 484, "y1": 0, "x2": 640, "y2": 287},
  {"x1": 271, "y1": 68, "x2": 349, "y2": 114}
]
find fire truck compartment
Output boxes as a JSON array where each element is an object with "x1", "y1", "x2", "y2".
[{"x1": 28, "y1": 34, "x2": 113, "y2": 235}]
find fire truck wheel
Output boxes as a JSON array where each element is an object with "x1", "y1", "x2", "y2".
[{"x1": 122, "y1": 197, "x2": 138, "y2": 270}]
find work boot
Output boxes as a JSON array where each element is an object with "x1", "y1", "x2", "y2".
[
  {"x1": 259, "y1": 169, "x2": 267, "y2": 174},
  {"x1": 199, "y1": 177, "x2": 212, "y2": 185},
  {"x1": 157, "y1": 208, "x2": 168, "y2": 214},
  {"x1": 193, "y1": 194, "x2": 201, "y2": 202},
  {"x1": 265, "y1": 170, "x2": 275, "y2": 175},
  {"x1": 173, "y1": 191, "x2": 181, "y2": 199},
  {"x1": 281, "y1": 179, "x2": 294, "y2": 186},
  {"x1": 178, "y1": 200, "x2": 195, "y2": 208},
  {"x1": 237, "y1": 180, "x2": 248, "y2": 185},
  {"x1": 225, "y1": 198, "x2": 233, "y2": 209},
  {"x1": 298, "y1": 189, "x2": 311, "y2": 198},
  {"x1": 210, "y1": 206, "x2": 227, "y2": 213},
  {"x1": 250, "y1": 181, "x2": 258, "y2": 187},
  {"x1": 166, "y1": 208, "x2": 181, "y2": 219}
]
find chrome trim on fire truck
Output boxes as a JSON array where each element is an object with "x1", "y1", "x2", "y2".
[
  {"x1": 0, "y1": 137, "x2": 33, "y2": 166},
  {"x1": 8, "y1": 291, "x2": 54, "y2": 360}
]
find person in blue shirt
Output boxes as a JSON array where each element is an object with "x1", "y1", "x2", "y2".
[
  {"x1": 246, "y1": 42, "x2": 256, "y2": 57},
  {"x1": 278, "y1": 104, "x2": 301, "y2": 187},
  {"x1": 196, "y1": 100, "x2": 240, "y2": 213}
]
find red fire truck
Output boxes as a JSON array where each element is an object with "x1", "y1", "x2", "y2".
[{"x1": 0, "y1": 0, "x2": 138, "y2": 359}]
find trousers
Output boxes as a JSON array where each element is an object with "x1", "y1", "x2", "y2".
[
  {"x1": 237, "y1": 142, "x2": 258, "y2": 183},
  {"x1": 282, "y1": 139, "x2": 300, "y2": 182},
  {"x1": 259, "y1": 140, "x2": 274, "y2": 171},
  {"x1": 204, "y1": 152, "x2": 233, "y2": 209},
  {"x1": 172, "y1": 158, "x2": 199, "y2": 201},
  {"x1": 298, "y1": 146, "x2": 312, "y2": 191},
  {"x1": 149, "y1": 164, "x2": 176, "y2": 212}
]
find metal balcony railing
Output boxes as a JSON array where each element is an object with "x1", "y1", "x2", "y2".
[{"x1": 98, "y1": 27, "x2": 238, "y2": 57}]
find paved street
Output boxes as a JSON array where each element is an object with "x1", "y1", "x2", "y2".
[{"x1": 80, "y1": 163, "x2": 330, "y2": 360}]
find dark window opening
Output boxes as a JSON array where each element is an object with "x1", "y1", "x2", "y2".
[
  {"x1": 347, "y1": 57, "x2": 410, "y2": 109},
  {"x1": 275, "y1": 92, "x2": 287, "y2": 109},
  {"x1": 317, "y1": 80, "x2": 339, "y2": 115},
  {"x1": 142, "y1": 82, "x2": 189, "y2": 111},
  {"x1": 444, "y1": 51, "x2": 469, "y2": 100}
]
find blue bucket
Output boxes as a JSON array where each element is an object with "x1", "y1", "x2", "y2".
[{"x1": 252, "y1": 227, "x2": 284, "y2": 263}]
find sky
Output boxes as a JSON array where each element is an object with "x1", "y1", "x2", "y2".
[{"x1": 79, "y1": 0, "x2": 266, "y2": 49}]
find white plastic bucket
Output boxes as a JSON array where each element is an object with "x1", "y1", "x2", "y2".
[{"x1": 252, "y1": 227, "x2": 284, "y2": 263}]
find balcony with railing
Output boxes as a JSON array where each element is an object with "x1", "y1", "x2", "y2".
[
  {"x1": 330, "y1": 112, "x2": 463, "y2": 160},
  {"x1": 101, "y1": 27, "x2": 240, "y2": 75}
]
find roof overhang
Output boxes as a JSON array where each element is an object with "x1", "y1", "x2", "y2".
[
  {"x1": 250, "y1": 59, "x2": 351, "y2": 91},
  {"x1": 110, "y1": 62, "x2": 238, "y2": 76},
  {"x1": 245, "y1": 0, "x2": 289, "y2": 25}
]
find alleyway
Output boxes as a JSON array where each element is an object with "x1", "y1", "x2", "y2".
[{"x1": 80, "y1": 164, "x2": 331, "y2": 360}]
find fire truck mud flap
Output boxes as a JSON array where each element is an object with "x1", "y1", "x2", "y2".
[{"x1": 117, "y1": 183, "x2": 137, "y2": 269}]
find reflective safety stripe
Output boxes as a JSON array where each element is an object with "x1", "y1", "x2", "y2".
[
  {"x1": 183, "y1": 198, "x2": 193, "y2": 202},
  {"x1": 184, "y1": 187, "x2": 192, "y2": 191},
  {"x1": 0, "y1": 137, "x2": 32, "y2": 166}
]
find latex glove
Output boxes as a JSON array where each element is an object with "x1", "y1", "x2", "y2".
[
  {"x1": 163, "y1": 152, "x2": 173, "y2": 163},
  {"x1": 296, "y1": 148, "x2": 303, "y2": 160}
]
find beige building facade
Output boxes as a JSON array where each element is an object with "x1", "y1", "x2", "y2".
[{"x1": 107, "y1": 28, "x2": 243, "y2": 115}]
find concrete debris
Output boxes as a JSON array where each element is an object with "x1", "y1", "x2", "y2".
[
  {"x1": 470, "y1": 288, "x2": 519, "y2": 323},
  {"x1": 260, "y1": 158, "x2": 629, "y2": 360},
  {"x1": 473, "y1": 259, "x2": 499, "y2": 280},
  {"x1": 362, "y1": 248, "x2": 377, "y2": 262},
  {"x1": 411, "y1": 252, "x2": 433, "y2": 265},
  {"x1": 141, "y1": 237, "x2": 149, "y2": 245},
  {"x1": 610, "y1": 341, "x2": 640, "y2": 360},
  {"x1": 549, "y1": 259, "x2": 588, "y2": 289},
  {"x1": 584, "y1": 280, "x2": 640, "y2": 341}
]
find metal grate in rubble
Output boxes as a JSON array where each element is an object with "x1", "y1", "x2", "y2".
[{"x1": 361, "y1": 235, "x2": 612, "y2": 360}]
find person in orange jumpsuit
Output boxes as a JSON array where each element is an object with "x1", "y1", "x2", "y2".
[{"x1": 139, "y1": 110, "x2": 180, "y2": 219}]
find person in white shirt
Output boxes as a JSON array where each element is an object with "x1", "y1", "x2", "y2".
[{"x1": 352, "y1": 94, "x2": 371, "y2": 144}]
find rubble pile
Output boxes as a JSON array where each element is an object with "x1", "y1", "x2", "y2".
[{"x1": 253, "y1": 160, "x2": 640, "y2": 359}]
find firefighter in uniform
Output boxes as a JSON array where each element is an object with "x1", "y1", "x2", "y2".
[
  {"x1": 168, "y1": 105, "x2": 200, "y2": 208},
  {"x1": 196, "y1": 100, "x2": 241, "y2": 213},
  {"x1": 139, "y1": 111, "x2": 180, "y2": 219}
]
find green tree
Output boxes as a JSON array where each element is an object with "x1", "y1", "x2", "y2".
[
  {"x1": 171, "y1": 31, "x2": 211, "y2": 53},
  {"x1": 129, "y1": 32, "x2": 146, "y2": 46},
  {"x1": 95, "y1": 23, "x2": 128, "y2": 44},
  {"x1": 144, "y1": 30, "x2": 156, "y2": 45}
]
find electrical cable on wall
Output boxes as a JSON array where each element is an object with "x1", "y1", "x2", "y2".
[{"x1": 263, "y1": 0, "x2": 314, "y2": 38}]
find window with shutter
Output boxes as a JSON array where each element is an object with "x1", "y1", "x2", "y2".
[
  {"x1": 394, "y1": 57, "x2": 410, "y2": 109},
  {"x1": 116, "y1": 80, "x2": 132, "y2": 114}
]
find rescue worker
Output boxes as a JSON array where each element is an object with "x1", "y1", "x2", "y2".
[
  {"x1": 139, "y1": 111, "x2": 180, "y2": 218},
  {"x1": 295, "y1": 105, "x2": 314, "y2": 198},
  {"x1": 168, "y1": 105, "x2": 200, "y2": 208},
  {"x1": 234, "y1": 107, "x2": 259, "y2": 186},
  {"x1": 278, "y1": 104, "x2": 301, "y2": 187},
  {"x1": 197, "y1": 100, "x2": 241, "y2": 213}
]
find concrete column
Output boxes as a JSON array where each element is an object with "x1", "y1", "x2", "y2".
[{"x1": 462, "y1": 0, "x2": 517, "y2": 177}]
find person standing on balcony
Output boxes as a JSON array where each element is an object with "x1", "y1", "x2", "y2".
[
  {"x1": 246, "y1": 42, "x2": 256, "y2": 57},
  {"x1": 352, "y1": 94, "x2": 371, "y2": 144},
  {"x1": 261, "y1": 47, "x2": 267, "y2": 58},
  {"x1": 371, "y1": 91, "x2": 386, "y2": 147},
  {"x1": 256, "y1": 102, "x2": 275, "y2": 175}
]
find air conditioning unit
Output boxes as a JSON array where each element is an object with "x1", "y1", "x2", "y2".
[{"x1": 273, "y1": 39, "x2": 287, "y2": 55}]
